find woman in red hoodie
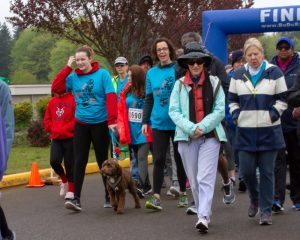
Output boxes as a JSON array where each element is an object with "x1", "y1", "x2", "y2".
[{"x1": 44, "y1": 73, "x2": 76, "y2": 200}]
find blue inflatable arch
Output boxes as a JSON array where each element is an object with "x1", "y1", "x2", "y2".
[{"x1": 202, "y1": 5, "x2": 300, "y2": 63}]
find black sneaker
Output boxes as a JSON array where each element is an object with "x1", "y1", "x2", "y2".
[
  {"x1": 143, "y1": 185, "x2": 152, "y2": 195},
  {"x1": 272, "y1": 200, "x2": 284, "y2": 213},
  {"x1": 137, "y1": 187, "x2": 145, "y2": 199},
  {"x1": 65, "y1": 198, "x2": 82, "y2": 212},
  {"x1": 238, "y1": 180, "x2": 247, "y2": 193}
]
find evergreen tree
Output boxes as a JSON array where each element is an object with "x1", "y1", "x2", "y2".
[{"x1": 0, "y1": 23, "x2": 12, "y2": 78}]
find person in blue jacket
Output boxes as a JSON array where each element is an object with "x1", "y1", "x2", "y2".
[
  {"x1": 169, "y1": 42, "x2": 226, "y2": 233},
  {"x1": 228, "y1": 38, "x2": 288, "y2": 225},
  {"x1": 0, "y1": 80, "x2": 16, "y2": 240}
]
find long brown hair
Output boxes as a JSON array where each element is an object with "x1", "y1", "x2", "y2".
[
  {"x1": 152, "y1": 37, "x2": 176, "y2": 62},
  {"x1": 124, "y1": 65, "x2": 146, "y2": 98}
]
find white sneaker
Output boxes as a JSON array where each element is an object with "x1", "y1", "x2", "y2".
[
  {"x1": 186, "y1": 205, "x2": 197, "y2": 215},
  {"x1": 169, "y1": 186, "x2": 180, "y2": 197},
  {"x1": 195, "y1": 217, "x2": 209, "y2": 233},
  {"x1": 59, "y1": 182, "x2": 67, "y2": 197},
  {"x1": 65, "y1": 192, "x2": 74, "y2": 200}
]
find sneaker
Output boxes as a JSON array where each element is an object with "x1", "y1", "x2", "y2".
[
  {"x1": 186, "y1": 205, "x2": 197, "y2": 215},
  {"x1": 104, "y1": 198, "x2": 112, "y2": 208},
  {"x1": 294, "y1": 202, "x2": 300, "y2": 211},
  {"x1": 167, "y1": 189, "x2": 174, "y2": 197},
  {"x1": 170, "y1": 185, "x2": 180, "y2": 197},
  {"x1": 238, "y1": 180, "x2": 247, "y2": 193},
  {"x1": 136, "y1": 187, "x2": 145, "y2": 199},
  {"x1": 143, "y1": 185, "x2": 152, "y2": 195},
  {"x1": 65, "y1": 192, "x2": 74, "y2": 200},
  {"x1": 3, "y1": 230, "x2": 16, "y2": 240},
  {"x1": 65, "y1": 198, "x2": 82, "y2": 212},
  {"x1": 272, "y1": 200, "x2": 284, "y2": 213},
  {"x1": 145, "y1": 195, "x2": 162, "y2": 210},
  {"x1": 178, "y1": 193, "x2": 188, "y2": 208},
  {"x1": 259, "y1": 212, "x2": 272, "y2": 225},
  {"x1": 195, "y1": 217, "x2": 209, "y2": 233},
  {"x1": 222, "y1": 181, "x2": 235, "y2": 204},
  {"x1": 248, "y1": 202, "x2": 258, "y2": 217},
  {"x1": 59, "y1": 182, "x2": 67, "y2": 197}
]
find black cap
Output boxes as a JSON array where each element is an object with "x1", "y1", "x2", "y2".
[{"x1": 139, "y1": 55, "x2": 153, "y2": 67}]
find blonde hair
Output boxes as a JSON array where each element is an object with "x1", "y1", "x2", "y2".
[{"x1": 243, "y1": 38, "x2": 264, "y2": 55}]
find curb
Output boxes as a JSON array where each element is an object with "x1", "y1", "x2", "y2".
[{"x1": 0, "y1": 156, "x2": 153, "y2": 189}]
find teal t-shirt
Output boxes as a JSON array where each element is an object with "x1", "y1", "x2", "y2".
[
  {"x1": 145, "y1": 63, "x2": 176, "y2": 130},
  {"x1": 66, "y1": 68, "x2": 115, "y2": 124}
]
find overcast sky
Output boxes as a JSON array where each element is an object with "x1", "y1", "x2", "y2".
[{"x1": 1, "y1": 0, "x2": 300, "y2": 30}]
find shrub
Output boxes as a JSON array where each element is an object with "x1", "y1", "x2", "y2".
[
  {"x1": 27, "y1": 120, "x2": 50, "y2": 147},
  {"x1": 36, "y1": 95, "x2": 51, "y2": 120},
  {"x1": 14, "y1": 101, "x2": 33, "y2": 129}
]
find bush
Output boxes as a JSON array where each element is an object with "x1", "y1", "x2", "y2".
[
  {"x1": 27, "y1": 120, "x2": 50, "y2": 147},
  {"x1": 36, "y1": 95, "x2": 51, "y2": 120},
  {"x1": 14, "y1": 101, "x2": 33, "y2": 129}
]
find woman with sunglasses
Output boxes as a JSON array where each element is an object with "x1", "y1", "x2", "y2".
[
  {"x1": 169, "y1": 42, "x2": 226, "y2": 233},
  {"x1": 142, "y1": 37, "x2": 187, "y2": 210},
  {"x1": 52, "y1": 45, "x2": 117, "y2": 212}
]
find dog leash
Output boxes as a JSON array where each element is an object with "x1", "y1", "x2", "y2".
[{"x1": 109, "y1": 129, "x2": 128, "y2": 160}]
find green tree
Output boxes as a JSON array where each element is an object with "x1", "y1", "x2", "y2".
[{"x1": 0, "y1": 22, "x2": 12, "y2": 78}]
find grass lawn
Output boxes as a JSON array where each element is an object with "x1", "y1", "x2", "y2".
[{"x1": 5, "y1": 145, "x2": 97, "y2": 175}]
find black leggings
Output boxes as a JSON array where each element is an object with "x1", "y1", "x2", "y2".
[
  {"x1": 152, "y1": 129, "x2": 186, "y2": 194},
  {"x1": 73, "y1": 121, "x2": 110, "y2": 199},
  {"x1": 50, "y1": 138, "x2": 74, "y2": 182},
  {"x1": 0, "y1": 205, "x2": 12, "y2": 238}
]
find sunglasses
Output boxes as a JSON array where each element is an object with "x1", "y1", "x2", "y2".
[
  {"x1": 277, "y1": 45, "x2": 291, "y2": 51},
  {"x1": 115, "y1": 63, "x2": 125, "y2": 67},
  {"x1": 186, "y1": 59, "x2": 205, "y2": 66}
]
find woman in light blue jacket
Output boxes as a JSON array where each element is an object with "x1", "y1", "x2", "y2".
[{"x1": 169, "y1": 42, "x2": 226, "y2": 233}]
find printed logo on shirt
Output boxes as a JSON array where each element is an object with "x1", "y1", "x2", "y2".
[
  {"x1": 54, "y1": 102, "x2": 71, "y2": 120},
  {"x1": 160, "y1": 76, "x2": 174, "y2": 106},
  {"x1": 56, "y1": 107, "x2": 64, "y2": 118},
  {"x1": 77, "y1": 79, "x2": 96, "y2": 106}
]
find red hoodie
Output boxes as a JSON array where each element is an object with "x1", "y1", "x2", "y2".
[{"x1": 44, "y1": 92, "x2": 76, "y2": 140}]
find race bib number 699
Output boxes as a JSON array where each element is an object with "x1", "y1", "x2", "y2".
[{"x1": 128, "y1": 108, "x2": 143, "y2": 123}]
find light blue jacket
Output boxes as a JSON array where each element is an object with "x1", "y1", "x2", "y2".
[{"x1": 169, "y1": 75, "x2": 226, "y2": 142}]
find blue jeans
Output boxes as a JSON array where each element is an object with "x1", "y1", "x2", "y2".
[{"x1": 239, "y1": 150, "x2": 277, "y2": 214}]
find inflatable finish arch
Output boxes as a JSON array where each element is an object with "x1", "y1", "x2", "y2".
[{"x1": 202, "y1": 6, "x2": 300, "y2": 63}]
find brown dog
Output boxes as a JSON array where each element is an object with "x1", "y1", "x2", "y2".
[{"x1": 100, "y1": 159, "x2": 141, "y2": 214}]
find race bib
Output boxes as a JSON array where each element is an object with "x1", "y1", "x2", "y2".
[{"x1": 128, "y1": 108, "x2": 143, "y2": 123}]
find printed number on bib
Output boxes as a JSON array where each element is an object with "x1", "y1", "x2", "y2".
[{"x1": 128, "y1": 108, "x2": 143, "y2": 123}]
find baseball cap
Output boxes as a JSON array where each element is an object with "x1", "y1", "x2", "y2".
[
  {"x1": 114, "y1": 56, "x2": 128, "y2": 65},
  {"x1": 276, "y1": 36, "x2": 294, "y2": 48}
]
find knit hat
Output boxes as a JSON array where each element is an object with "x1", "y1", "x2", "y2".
[{"x1": 231, "y1": 50, "x2": 243, "y2": 66}]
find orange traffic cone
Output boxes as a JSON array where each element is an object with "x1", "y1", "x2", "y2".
[{"x1": 26, "y1": 162, "x2": 45, "y2": 187}]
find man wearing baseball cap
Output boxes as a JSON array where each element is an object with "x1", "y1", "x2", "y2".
[
  {"x1": 271, "y1": 36, "x2": 300, "y2": 212},
  {"x1": 112, "y1": 56, "x2": 129, "y2": 101}
]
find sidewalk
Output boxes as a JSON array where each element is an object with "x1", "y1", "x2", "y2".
[{"x1": 0, "y1": 156, "x2": 153, "y2": 189}]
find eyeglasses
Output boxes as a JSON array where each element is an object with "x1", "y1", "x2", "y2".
[
  {"x1": 186, "y1": 59, "x2": 205, "y2": 66},
  {"x1": 277, "y1": 45, "x2": 291, "y2": 51},
  {"x1": 156, "y1": 47, "x2": 169, "y2": 53},
  {"x1": 115, "y1": 64, "x2": 125, "y2": 67}
]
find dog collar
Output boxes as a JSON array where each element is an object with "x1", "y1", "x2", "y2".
[{"x1": 107, "y1": 176, "x2": 122, "y2": 191}]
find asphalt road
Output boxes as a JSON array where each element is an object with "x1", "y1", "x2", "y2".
[{"x1": 1, "y1": 168, "x2": 299, "y2": 240}]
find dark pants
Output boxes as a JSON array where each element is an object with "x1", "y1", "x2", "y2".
[
  {"x1": 284, "y1": 130, "x2": 300, "y2": 204},
  {"x1": 274, "y1": 149, "x2": 286, "y2": 204},
  {"x1": 50, "y1": 138, "x2": 74, "y2": 182},
  {"x1": 73, "y1": 121, "x2": 109, "y2": 199},
  {"x1": 239, "y1": 150, "x2": 277, "y2": 214},
  {"x1": 152, "y1": 129, "x2": 186, "y2": 194},
  {"x1": 0, "y1": 205, "x2": 12, "y2": 238}
]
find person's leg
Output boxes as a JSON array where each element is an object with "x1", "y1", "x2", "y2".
[
  {"x1": 258, "y1": 150, "x2": 277, "y2": 214},
  {"x1": 91, "y1": 122, "x2": 110, "y2": 203},
  {"x1": 274, "y1": 149, "x2": 286, "y2": 208},
  {"x1": 137, "y1": 143, "x2": 150, "y2": 188},
  {"x1": 129, "y1": 145, "x2": 139, "y2": 181},
  {"x1": 285, "y1": 130, "x2": 300, "y2": 206},
  {"x1": 151, "y1": 129, "x2": 170, "y2": 195},
  {"x1": 73, "y1": 123, "x2": 91, "y2": 199},
  {"x1": 239, "y1": 151, "x2": 259, "y2": 205},
  {"x1": 63, "y1": 138, "x2": 75, "y2": 195},
  {"x1": 0, "y1": 205, "x2": 13, "y2": 239},
  {"x1": 171, "y1": 131, "x2": 186, "y2": 193},
  {"x1": 50, "y1": 140, "x2": 66, "y2": 181}
]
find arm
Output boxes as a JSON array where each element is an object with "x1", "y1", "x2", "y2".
[
  {"x1": 43, "y1": 101, "x2": 52, "y2": 133},
  {"x1": 228, "y1": 77, "x2": 240, "y2": 122},
  {"x1": 169, "y1": 81, "x2": 197, "y2": 136}
]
